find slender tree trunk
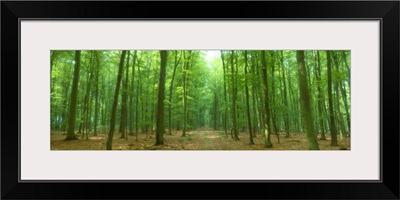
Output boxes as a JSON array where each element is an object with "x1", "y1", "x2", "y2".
[
  {"x1": 332, "y1": 52, "x2": 346, "y2": 139},
  {"x1": 168, "y1": 51, "x2": 181, "y2": 135},
  {"x1": 230, "y1": 51, "x2": 239, "y2": 140},
  {"x1": 255, "y1": 53, "x2": 266, "y2": 136},
  {"x1": 287, "y1": 61, "x2": 297, "y2": 132},
  {"x1": 213, "y1": 92, "x2": 218, "y2": 130},
  {"x1": 261, "y1": 51, "x2": 272, "y2": 147},
  {"x1": 182, "y1": 51, "x2": 191, "y2": 137},
  {"x1": 251, "y1": 86, "x2": 259, "y2": 137},
  {"x1": 50, "y1": 52, "x2": 57, "y2": 124},
  {"x1": 296, "y1": 51, "x2": 320, "y2": 150},
  {"x1": 155, "y1": 51, "x2": 168, "y2": 145},
  {"x1": 244, "y1": 51, "x2": 254, "y2": 144},
  {"x1": 119, "y1": 51, "x2": 130, "y2": 139},
  {"x1": 65, "y1": 51, "x2": 81, "y2": 140},
  {"x1": 129, "y1": 51, "x2": 137, "y2": 136},
  {"x1": 315, "y1": 51, "x2": 326, "y2": 140},
  {"x1": 322, "y1": 100, "x2": 330, "y2": 134},
  {"x1": 50, "y1": 51, "x2": 58, "y2": 130},
  {"x1": 327, "y1": 51, "x2": 338, "y2": 146},
  {"x1": 89, "y1": 93, "x2": 94, "y2": 133},
  {"x1": 250, "y1": 52, "x2": 259, "y2": 137},
  {"x1": 342, "y1": 51, "x2": 351, "y2": 90},
  {"x1": 106, "y1": 50, "x2": 127, "y2": 150},
  {"x1": 340, "y1": 80, "x2": 350, "y2": 136},
  {"x1": 101, "y1": 76, "x2": 105, "y2": 133},
  {"x1": 270, "y1": 52, "x2": 280, "y2": 143},
  {"x1": 61, "y1": 80, "x2": 70, "y2": 132},
  {"x1": 338, "y1": 52, "x2": 351, "y2": 134},
  {"x1": 135, "y1": 56, "x2": 142, "y2": 142},
  {"x1": 85, "y1": 88, "x2": 92, "y2": 139},
  {"x1": 93, "y1": 52, "x2": 101, "y2": 136},
  {"x1": 186, "y1": 66, "x2": 191, "y2": 131},
  {"x1": 279, "y1": 51, "x2": 290, "y2": 137},
  {"x1": 82, "y1": 53, "x2": 94, "y2": 140},
  {"x1": 335, "y1": 85, "x2": 345, "y2": 139},
  {"x1": 220, "y1": 51, "x2": 228, "y2": 137}
]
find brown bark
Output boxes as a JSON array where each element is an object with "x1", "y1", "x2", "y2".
[
  {"x1": 155, "y1": 51, "x2": 168, "y2": 145},
  {"x1": 106, "y1": 51, "x2": 127, "y2": 150},
  {"x1": 65, "y1": 51, "x2": 81, "y2": 140}
]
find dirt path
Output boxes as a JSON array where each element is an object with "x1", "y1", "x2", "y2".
[{"x1": 197, "y1": 131, "x2": 218, "y2": 150}]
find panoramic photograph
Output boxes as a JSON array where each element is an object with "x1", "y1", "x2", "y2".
[{"x1": 50, "y1": 50, "x2": 350, "y2": 150}]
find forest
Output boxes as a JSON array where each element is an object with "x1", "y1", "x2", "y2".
[{"x1": 50, "y1": 50, "x2": 350, "y2": 150}]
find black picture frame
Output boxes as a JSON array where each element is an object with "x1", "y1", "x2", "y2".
[{"x1": 2, "y1": 1, "x2": 399, "y2": 199}]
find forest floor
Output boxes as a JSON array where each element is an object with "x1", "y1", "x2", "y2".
[{"x1": 51, "y1": 128, "x2": 350, "y2": 150}]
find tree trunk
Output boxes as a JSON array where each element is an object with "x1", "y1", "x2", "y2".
[
  {"x1": 185, "y1": 67, "x2": 191, "y2": 131},
  {"x1": 106, "y1": 50, "x2": 127, "y2": 150},
  {"x1": 182, "y1": 51, "x2": 191, "y2": 137},
  {"x1": 155, "y1": 51, "x2": 168, "y2": 145},
  {"x1": 250, "y1": 52, "x2": 260, "y2": 137},
  {"x1": 287, "y1": 60, "x2": 297, "y2": 132},
  {"x1": 50, "y1": 51, "x2": 58, "y2": 130},
  {"x1": 339, "y1": 80, "x2": 350, "y2": 136},
  {"x1": 270, "y1": 52, "x2": 280, "y2": 143},
  {"x1": 168, "y1": 51, "x2": 181, "y2": 135},
  {"x1": 229, "y1": 51, "x2": 239, "y2": 140},
  {"x1": 279, "y1": 51, "x2": 290, "y2": 137},
  {"x1": 65, "y1": 51, "x2": 81, "y2": 140},
  {"x1": 119, "y1": 51, "x2": 130, "y2": 139},
  {"x1": 61, "y1": 80, "x2": 70, "y2": 132},
  {"x1": 296, "y1": 51, "x2": 320, "y2": 150},
  {"x1": 135, "y1": 56, "x2": 142, "y2": 142},
  {"x1": 129, "y1": 51, "x2": 137, "y2": 135},
  {"x1": 93, "y1": 52, "x2": 101, "y2": 136},
  {"x1": 342, "y1": 51, "x2": 351, "y2": 90},
  {"x1": 316, "y1": 51, "x2": 326, "y2": 140},
  {"x1": 327, "y1": 51, "x2": 338, "y2": 146},
  {"x1": 244, "y1": 51, "x2": 254, "y2": 144},
  {"x1": 220, "y1": 51, "x2": 228, "y2": 137},
  {"x1": 332, "y1": 52, "x2": 346, "y2": 139},
  {"x1": 213, "y1": 92, "x2": 218, "y2": 130},
  {"x1": 261, "y1": 51, "x2": 272, "y2": 147},
  {"x1": 83, "y1": 52, "x2": 94, "y2": 140},
  {"x1": 338, "y1": 52, "x2": 351, "y2": 135}
]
